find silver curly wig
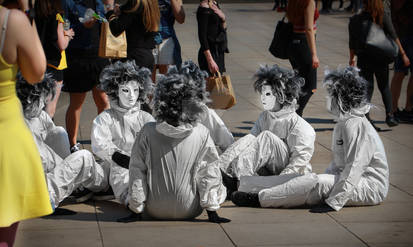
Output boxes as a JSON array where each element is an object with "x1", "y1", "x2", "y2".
[
  {"x1": 253, "y1": 64, "x2": 304, "y2": 107},
  {"x1": 323, "y1": 66, "x2": 368, "y2": 114},
  {"x1": 99, "y1": 60, "x2": 153, "y2": 104},
  {"x1": 16, "y1": 72, "x2": 56, "y2": 119},
  {"x1": 153, "y1": 61, "x2": 209, "y2": 126}
]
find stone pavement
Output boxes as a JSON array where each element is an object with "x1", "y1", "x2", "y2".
[{"x1": 15, "y1": 3, "x2": 413, "y2": 247}]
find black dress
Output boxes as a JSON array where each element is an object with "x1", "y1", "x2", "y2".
[{"x1": 197, "y1": 6, "x2": 228, "y2": 75}]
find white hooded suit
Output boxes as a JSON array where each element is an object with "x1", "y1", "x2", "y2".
[
  {"x1": 91, "y1": 102, "x2": 155, "y2": 204},
  {"x1": 26, "y1": 111, "x2": 107, "y2": 208},
  {"x1": 128, "y1": 122, "x2": 226, "y2": 219},
  {"x1": 219, "y1": 106, "x2": 315, "y2": 178}
]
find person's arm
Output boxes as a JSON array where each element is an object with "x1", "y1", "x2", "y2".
[
  {"x1": 325, "y1": 120, "x2": 375, "y2": 211},
  {"x1": 280, "y1": 122, "x2": 315, "y2": 175},
  {"x1": 304, "y1": 0, "x2": 319, "y2": 69},
  {"x1": 91, "y1": 113, "x2": 120, "y2": 161},
  {"x1": 171, "y1": 0, "x2": 185, "y2": 24},
  {"x1": 348, "y1": 17, "x2": 357, "y2": 66},
  {"x1": 56, "y1": 14, "x2": 73, "y2": 51},
  {"x1": 10, "y1": 9, "x2": 46, "y2": 83},
  {"x1": 105, "y1": 7, "x2": 134, "y2": 37}
]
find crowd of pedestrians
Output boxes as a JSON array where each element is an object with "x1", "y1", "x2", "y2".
[{"x1": 0, "y1": 0, "x2": 412, "y2": 246}]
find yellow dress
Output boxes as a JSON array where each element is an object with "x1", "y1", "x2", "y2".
[{"x1": 0, "y1": 54, "x2": 53, "y2": 227}]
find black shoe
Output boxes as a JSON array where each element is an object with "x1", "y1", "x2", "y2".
[
  {"x1": 221, "y1": 171, "x2": 239, "y2": 192},
  {"x1": 386, "y1": 114, "x2": 399, "y2": 127},
  {"x1": 70, "y1": 188, "x2": 93, "y2": 203},
  {"x1": 394, "y1": 109, "x2": 413, "y2": 123},
  {"x1": 92, "y1": 187, "x2": 115, "y2": 201},
  {"x1": 51, "y1": 207, "x2": 77, "y2": 216},
  {"x1": 231, "y1": 191, "x2": 260, "y2": 207}
]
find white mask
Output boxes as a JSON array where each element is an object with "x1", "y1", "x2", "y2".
[
  {"x1": 261, "y1": 85, "x2": 281, "y2": 112},
  {"x1": 118, "y1": 81, "x2": 139, "y2": 109}
]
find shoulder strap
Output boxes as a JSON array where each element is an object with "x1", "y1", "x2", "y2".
[{"x1": 0, "y1": 9, "x2": 10, "y2": 55}]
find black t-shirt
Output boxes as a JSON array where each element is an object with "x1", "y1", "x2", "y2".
[
  {"x1": 197, "y1": 6, "x2": 225, "y2": 52},
  {"x1": 35, "y1": 11, "x2": 61, "y2": 67}
]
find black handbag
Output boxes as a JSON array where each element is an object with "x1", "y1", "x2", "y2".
[
  {"x1": 269, "y1": 16, "x2": 293, "y2": 59},
  {"x1": 364, "y1": 22, "x2": 398, "y2": 64}
]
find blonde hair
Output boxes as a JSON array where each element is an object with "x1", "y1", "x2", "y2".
[{"x1": 125, "y1": 0, "x2": 160, "y2": 32}]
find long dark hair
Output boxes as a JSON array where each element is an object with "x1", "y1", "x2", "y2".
[
  {"x1": 363, "y1": 0, "x2": 384, "y2": 26},
  {"x1": 122, "y1": 0, "x2": 160, "y2": 32},
  {"x1": 34, "y1": 0, "x2": 63, "y2": 19}
]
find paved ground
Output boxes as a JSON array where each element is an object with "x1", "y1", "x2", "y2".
[{"x1": 15, "y1": 3, "x2": 413, "y2": 247}]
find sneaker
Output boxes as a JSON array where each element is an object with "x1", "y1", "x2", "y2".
[
  {"x1": 70, "y1": 188, "x2": 93, "y2": 203},
  {"x1": 92, "y1": 187, "x2": 115, "y2": 201},
  {"x1": 231, "y1": 191, "x2": 260, "y2": 207},
  {"x1": 70, "y1": 143, "x2": 81, "y2": 153},
  {"x1": 386, "y1": 114, "x2": 399, "y2": 127},
  {"x1": 394, "y1": 109, "x2": 413, "y2": 123}
]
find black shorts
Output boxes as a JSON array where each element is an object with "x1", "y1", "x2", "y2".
[
  {"x1": 46, "y1": 66, "x2": 64, "y2": 82},
  {"x1": 62, "y1": 51, "x2": 110, "y2": 93}
]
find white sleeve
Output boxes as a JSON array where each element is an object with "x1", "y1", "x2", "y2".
[
  {"x1": 91, "y1": 113, "x2": 118, "y2": 161},
  {"x1": 325, "y1": 121, "x2": 374, "y2": 211},
  {"x1": 41, "y1": 111, "x2": 56, "y2": 130},
  {"x1": 281, "y1": 122, "x2": 315, "y2": 175},
  {"x1": 128, "y1": 130, "x2": 149, "y2": 214},
  {"x1": 195, "y1": 133, "x2": 226, "y2": 211},
  {"x1": 199, "y1": 106, "x2": 234, "y2": 150},
  {"x1": 250, "y1": 113, "x2": 264, "y2": 137}
]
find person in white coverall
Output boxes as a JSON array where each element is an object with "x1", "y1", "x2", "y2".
[
  {"x1": 217, "y1": 65, "x2": 315, "y2": 194},
  {"x1": 231, "y1": 66, "x2": 389, "y2": 212},
  {"x1": 166, "y1": 60, "x2": 234, "y2": 152},
  {"x1": 117, "y1": 62, "x2": 230, "y2": 223},
  {"x1": 91, "y1": 60, "x2": 155, "y2": 204},
  {"x1": 16, "y1": 74, "x2": 107, "y2": 215}
]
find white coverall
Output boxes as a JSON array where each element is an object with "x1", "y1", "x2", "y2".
[
  {"x1": 26, "y1": 111, "x2": 107, "y2": 208},
  {"x1": 198, "y1": 103, "x2": 234, "y2": 151},
  {"x1": 218, "y1": 106, "x2": 315, "y2": 178},
  {"x1": 240, "y1": 107, "x2": 389, "y2": 211},
  {"x1": 128, "y1": 122, "x2": 227, "y2": 219},
  {"x1": 91, "y1": 102, "x2": 155, "y2": 204}
]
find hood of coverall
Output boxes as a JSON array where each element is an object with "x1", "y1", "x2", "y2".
[{"x1": 155, "y1": 121, "x2": 194, "y2": 139}]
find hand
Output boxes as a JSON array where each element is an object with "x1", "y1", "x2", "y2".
[
  {"x1": 117, "y1": 212, "x2": 143, "y2": 223},
  {"x1": 210, "y1": 2, "x2": 225, "y2": 22},
  {"x1": 402, "y1": 53, "x2": 411, "y2": 67},
  {"x1": 83, "y1": 18, "x2": 97, "y2": 28},
  {"x1": 349, "y1": 57, "x2": 356, "y2": 67},
  {"x1": 207, "y1": 58, "x2": 219, "y2": 75},
  {"x1": 309, "y1": 204, "x2": 335, "y2": 213},
  {"x1": 312, "y1": 54, "x2": 319, "y2": 68},
  {"x1": 207, "y1": 210, "x2": 231, "y2": 223},
  {"x1": 64, "y1": 29, "x2": 75, "y2": 39}
]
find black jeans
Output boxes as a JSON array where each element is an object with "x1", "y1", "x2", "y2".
[
  {"x1": 288, "y1": 33, "x2": 317, "y2": 116},
  {"x1": 358, "y1": 57, "x2": 392, "y2": 114}
]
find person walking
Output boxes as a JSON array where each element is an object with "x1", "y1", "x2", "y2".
[
  {"x1": 34, "y1": 0, "x2": 74, "y2": 118},
  {"x1": 0, "y1": 0, "x2": 53, "y2": 246},
  {"x1": 62, "y1": 0, "x2": 110, "y2": 153},
  {"x1": 286, "y1": 0, "x2": 320, "y2": 116}
]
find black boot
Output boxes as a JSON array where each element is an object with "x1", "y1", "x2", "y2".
[
  {"x1": 231, "y1": 191, "x2": 260, "y2": 207},
  {"x1": 207, "y1": 210, "x2": 231, "y2": 223},
  {"x1": 221, "y1": 171, "x2": 239, "y2": 199}
]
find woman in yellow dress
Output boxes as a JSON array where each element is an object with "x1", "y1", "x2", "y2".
[{"x1": 0, "y1": 0, "x2": 53, "y2": 246}]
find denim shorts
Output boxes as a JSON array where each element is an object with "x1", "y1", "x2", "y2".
[{"x1": 394, "y1": 36, "x2": 413, "y2": 74}]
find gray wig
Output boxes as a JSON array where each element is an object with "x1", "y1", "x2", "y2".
[
  {"x1": 323, "y1": 66, "x2": 368, "y2": 114},
  {"x1": 16, "y1": 72, "x2": 56, "y2": 118},
  {"x1": 253, "y1": 64, "x2": 304, "y2": 107},
  {"x1": 153, "y1": 61, "x2": 209, "y2": 126},
  {"x1": 99, "y1": 60, "x2": 153, "y2": 103}
]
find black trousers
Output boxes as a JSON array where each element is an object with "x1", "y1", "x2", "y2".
[
  {"x1": 358, "y1": 57, "x2": 392, "y2": 114},
  {"x1": 288, "y1": 33, "x2": 317, "y2": 116}
]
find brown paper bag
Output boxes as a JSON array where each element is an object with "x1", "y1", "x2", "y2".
[
  {"x1": 98, "y1": 22, "x2": 127, "y2": 58},
  {"x1": 206, "y1": 72, "x2": 236, "y2": 109}
]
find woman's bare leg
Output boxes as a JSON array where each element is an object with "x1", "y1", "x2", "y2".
[
  {"x1": 65, "y1": 92, "x2": 87, "y2": 147},
  {"x1": 91, "y1": 85, "x2": 109, "y2": 114},
  {"x1": 45, "y1": 80, "x2": 63, "y2": 118}
]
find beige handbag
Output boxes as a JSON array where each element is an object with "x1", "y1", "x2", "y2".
[
  {"x1": 206, "y1": 72, "x2": 236, "y2": 110},
  {"x1": 98, "y1": 22, "x2": 127, "y2": 58}
]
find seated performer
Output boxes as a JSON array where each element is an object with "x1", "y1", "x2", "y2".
[
  {"x1": 17, "y1": 74, "x2": 108, "y2": 214},
  {"x1": 167, "y1": 60, "x2": 234, "y2": 152},
  {"x1": 231, "y1": 66, "x2": 389, "y2": 212},
  {"x1": 91, "y1": 60, "x2": 155, "y2": 204},
  {"x1": 118, "y1": 68, "x2": 230, "y2": 223},
  {"x1": 217, "y1": 65, "x2": 315, "y2": 193}
]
